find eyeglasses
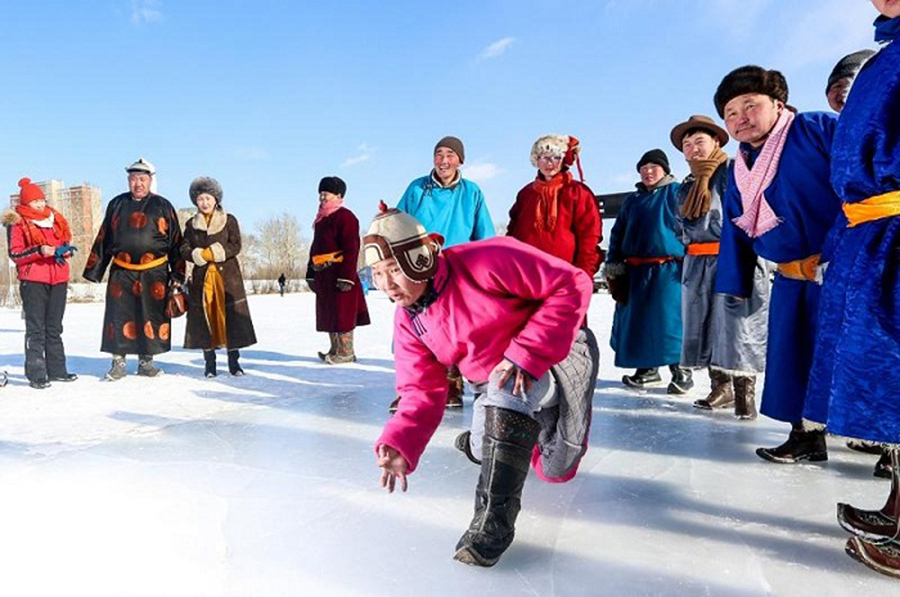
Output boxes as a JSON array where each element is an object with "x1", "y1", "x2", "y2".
[{"x1": 538, "y1": 155, "x2": 562, "y2": 163}]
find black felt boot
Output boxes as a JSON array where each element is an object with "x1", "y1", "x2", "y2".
[
  {"x1": 204, "y1": 350, "x2": 217, "y2": 378},
  {"x1": 667, "y1": 364, "x2": 694, "y2": 394},
  {"x1": 622, "y1": 367, "x2": 661, "y2": 388},
  {"x1": 228, "y1": 349, "x2": 244, "y2": 376},
  {"x1": 453, "y1": 407, "x2": 539, "y2": 567},
  {"x1": 756, "y1": 425, "x2": 828, "y2": 464}
]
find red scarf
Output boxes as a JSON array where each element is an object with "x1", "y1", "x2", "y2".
[
  {"x1": 14, "y1": 203, "x2": 72, "y2": 247},
  {"x1": 531, "y1": 170, "x2": 572, "y2": 232},
  {"x1": 313, "y1": 198, "x2": 345, "y2": 227}
]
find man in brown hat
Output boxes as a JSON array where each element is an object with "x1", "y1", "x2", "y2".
[
  {"x1": 394, "y1": 136, "x2": 496, "y2": 410},
  {"x1": 670, "y1": 115, "x2": 770, "y2": 420},
  {"x1": 84, "y1": 158, "x2": 186, "y2": 380},
  {"x1": 713, "y1": 66, "x2": 843, "y2": 463}
]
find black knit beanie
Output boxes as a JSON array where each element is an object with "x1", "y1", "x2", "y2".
[
  {"x1": 826, "y1": 49, "x2": 876, "y2": 93},
  {"x1": 318, "y1": 176, "x2": 347, "y2": 197},
  {"x1": 636, "y1": 149, "x2": 671, "y2": 175}
]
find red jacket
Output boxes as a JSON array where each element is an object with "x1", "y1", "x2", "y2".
[
  {"x1": 507, "y1": 175, "x2": 603, "y2": 276},
  {"x1": 3, "y1": 210, "x2": 70, "y2": 285}
]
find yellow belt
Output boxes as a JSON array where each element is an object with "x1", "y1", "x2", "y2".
[
  {"x1": 776, "y1": 254, "x2": 820, "y2": 282},
  {"x1": 843, "y1": 190, "x2": 900, "y2": 228},
  {"x1": 113, "y1": 255, "x2": 167, "y2": 271},
  {"x1": 312, "y1": 251, "x2": 344, "y2": 267}
]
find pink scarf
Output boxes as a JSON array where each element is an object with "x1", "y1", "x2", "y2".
[
  {"x1": 313, "y1": 198, "x2": 344, "y2": 227},
  {"x1": 732, "y1": 109, "x2": 795, "y2": 238}
]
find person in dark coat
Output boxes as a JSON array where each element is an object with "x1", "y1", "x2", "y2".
[
  {"x1": 278, "y1": 272, "x2": 286, "y2": 296},
  {"x1": 181, "y1": 177, "x2": 257, "y2": 377},
  {"x1": 306, "y1": 176, "x2": 370, "y2": 364},
  {"x1": 83, "y1": 158, "x2": 186, "y2": 380},
  {"x1": 3, "y1": 177, "x2": 78, "y2": 389}
]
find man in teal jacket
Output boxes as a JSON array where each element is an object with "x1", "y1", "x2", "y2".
[{"x1": 394, "y1": 136, "x2": 495, "y2": 410}]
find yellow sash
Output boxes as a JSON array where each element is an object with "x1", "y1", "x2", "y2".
[
  {"x1": 312, "y1": 251, "x2": 344, "y2": 267},
  {"x1": 113, "y1": 255, "x2": 167, "y2": 270},
  {"x1": 777, "y1": 254, "x2": 820, "y2": 282},
  {"x1": 843, "y1": 190, "x2": 900, "y2": 228}
]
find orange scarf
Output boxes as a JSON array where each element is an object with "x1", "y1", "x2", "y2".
[
  {"x1": 531, "y1": 170, "x2": 572, "y2": 232},
  {"x1": 681, "y1": 147, "x2": 728, "y2": 220},
  {"x1": 14, "y1": 204, "x2": 72, "y2": 247}
]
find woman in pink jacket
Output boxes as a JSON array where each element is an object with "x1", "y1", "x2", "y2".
[{"x1": 365, "y1": 205, "x2": 598, "y2": 567}]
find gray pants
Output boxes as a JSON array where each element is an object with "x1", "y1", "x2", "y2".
[{"x1": 468, "y1": 370, "x2": 558, "y2": 456}]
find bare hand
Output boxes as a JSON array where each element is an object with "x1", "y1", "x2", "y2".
[
  {"x1": 377, "y1": 444, "x2": 409, "y2": 493},
  {"x1": 491, "y1": 358, "x2": 533, "y2": 397},
  {"x1": 40, "y1": 245, "x2": 55, "y2": 257}
]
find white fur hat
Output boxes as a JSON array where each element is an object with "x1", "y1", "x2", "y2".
[
  {"x1": 125, "y1": 157, "x2": 156, "y2": 175},
  {"x1": 530, "y1": 134, "x2": 571, "y2": 168},
  {"x1": 363, "y1": 206, "x2": 442, "y2": 282}
]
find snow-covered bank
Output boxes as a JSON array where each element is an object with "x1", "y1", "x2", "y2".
[{"x1": 0, "y1": 294, "x2": 893, "y2": 596}]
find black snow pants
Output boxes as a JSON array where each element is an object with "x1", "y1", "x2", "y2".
[{"x1": 20, "y1": 281, "x2": 68, "y2": 382}]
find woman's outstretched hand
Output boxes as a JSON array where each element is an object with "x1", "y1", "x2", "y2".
[
  {"x1": 377, "y1": 444, "x2": 409, "y2": 493},
  {"x1": 491, "y1": 358, "x2": 533, "y2": 398}
]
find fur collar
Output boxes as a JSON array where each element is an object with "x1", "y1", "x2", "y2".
[
  {"x1": 1, "y1": 209, "x2": 21, "y2": 227},
  {"x1": 191, "y1": 209, "x2": 227, "y2": 235}
]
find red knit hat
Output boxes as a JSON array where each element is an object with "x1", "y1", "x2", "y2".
[{"x1": 18, "y1": 178, "x2": 45, "y2": 204}]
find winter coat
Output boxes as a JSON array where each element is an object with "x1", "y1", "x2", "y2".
[
  {"x1": 607, "y1": 176, "x2": 685, "y2": 368},
  {"x1": 375, "y1": 237, "x2": 592, "y2": 473},
  {"x1": 716, "y1": 112, "x2": 841, "y2": 425},
  {"x1": 397, "y1": 172, "x2": 495, "y2": 248},
  {"x1": 3, "y1": 210, "x2": 70, "y2": 285},
  {"x1": 507, "y1": 174, "x2": 603, "y2": 276},
  {"x1": 675, "y1": 163, "x2": 769, "y2": 372},
  {"x1": 181, "y1": 209, "x2": 257, "y2": 350},
  {"x1": 83, "y1": 192, "x2": 186, "y2": 355},
  {"x1": 806, "y1": 21, "x2": 900, "y2": 443},
  {"x1": 305, "y1": 207, "x2": 370, "y2": 333}
]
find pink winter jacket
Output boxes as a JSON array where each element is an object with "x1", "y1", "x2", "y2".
[{"x1": 376, "y1": 237, "x2": 592, "y2": 473}]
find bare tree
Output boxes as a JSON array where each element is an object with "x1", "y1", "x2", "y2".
[{"x1": 246, "y1": 213, "x2": 309, "y2": 279}]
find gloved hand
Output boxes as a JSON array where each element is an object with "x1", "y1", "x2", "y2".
[
  {"x1": 306, "y1": 279, "x2": 316, "y2": 293},
  {"x1": 54, "y1": 244, "x2": 77, "y2": 264},
  {"x1": 336, "y1": 281, "x2": 353, "y2": 292},
  {"x1": 607, "y1": 273, "x2": 629, "y2": 304}
]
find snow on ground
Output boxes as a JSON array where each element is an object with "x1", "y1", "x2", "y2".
[{"x1": 0, "y1": 293, "x2": 895, "y2": 596}]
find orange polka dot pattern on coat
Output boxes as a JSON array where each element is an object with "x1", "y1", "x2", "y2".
[
  {"x1": 151, "y1": 281, "x2": 166, "y2": 301},
  {"x1": 123, "y1": 321, "x2": 137, "y2": 340},
  {"x1": 129, "y1": 212, "x2": 148, "y2": 229},
  {"x1": 144, "y1": 321, "x2": 155, "y2": 339},
  {"x1": 159, "y1": 323, "x2": 170, "y2": 340},
  {"x1": 132, "y1": 280, "x2": 143, "y2": 296}
]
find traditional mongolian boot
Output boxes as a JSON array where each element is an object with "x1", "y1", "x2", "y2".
[
  {"x1": 138, "y1": 354, "x2": 163, "y2": 377},
  {"x1": 667, "y1": 364, "x2": 694, "y2": 395},
  {"x1": 388, "y1": 396, "x2": 401, "y2": 413},
  {"x1": 844, "y1": 536, "x2": 900, "y2": 579},
  {"x1": 317, "y1": 333, "x2": 338, "y2": 362},
  {"x1": 622, "y1": 367, "x2": 661, "y2": 389},
  {"x1": 453, "y1": 407, "x2": 539, "y2": 567},
  {"x1": 847, "y1": 440, "x2": 884, "y2": 455},
  {"x1": 693, "y1": 367, "x2": 735, "y2": 410},
  {"x1": 756, "y1": 424, "x2": 828, "y2": 464},
  {"x1": 228, "y1": 349, "x2": 244, "y2": 376},
  {"x1": 875, "y1": 451, "x2": 893, "y2": 479},
  {"x1": 733, "y1": 375, "x2": 758, "y2": 420},
  {"x1": 446, "y1": 366, "x2": 464, "y2": 409},
  {"x1": 325, "y1": 332, "x2": 356, "y2": 364},
  {"x1": 454, "y1": 430, "x2": 481, "y2": 465},
  {"x1": 105, "y1": 355, "x2": 127, "y2": 381},
  {"x1": 838, "y1": 449, "x2": 900, "y2": 544},
  {"x1": 204, "y1": 350, "x2": 217, "y2": 378}
]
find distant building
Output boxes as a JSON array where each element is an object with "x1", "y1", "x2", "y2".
[{"x1": 5, "y1": 180, "x2": 103, "y2": 283}]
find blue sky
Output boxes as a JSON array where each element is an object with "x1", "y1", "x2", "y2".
[{"x1": 0, "y1": 0, "x2": 880, "y2": 238}]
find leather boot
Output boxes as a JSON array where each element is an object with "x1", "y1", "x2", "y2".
[
  {"x1": 454, "y1": 430, "x2": 481, "y2": 465},
  {"x1": 228, "y1": 349, "x2": 244, "y2": 376},
  {"x1": 838, "y1": 449, "x2": 900, "y2": 544},
  {"x1": 318, "y1": 333, "x2": 338, "y2": 362},
  {"x1": 137, "y1": 355, "x2": 163, "y2": 377},
  {"x1": 875, "y1": 450, "x2": 893, "y2": 479},
  {"x1": 105, "y1": 355, "x2": 127, "y2": 381},
  {"x1": 204, "y1": 350, "x2": 217, "y2": 378},
  {"x1": 693, "y1": 367, "x2": 734, "y2": 410},
  {"x1": 667, "y1": 364, "x2": 694, "y2": 394},
  {"x1": 756, "y1": 425, "x2": 827, "y2": 464},
  {"x1": 733, "y1": 375, "x2": 758, "y2": 420},
  {"x1": 446, "y1": 366, "x2": 464, "y2": 409},
  {"x1": 325, "y1": 332, "x2": 356, "y2": 364},
  {"x1": 622, "y1": 367, "x2": 661, "y2": 388},
  {"x1": 453, "y1": 407, "x2": 539, "y2": 567},
  {"x1": 845, "y1": 536, "x2": 900, "y2": 579}
]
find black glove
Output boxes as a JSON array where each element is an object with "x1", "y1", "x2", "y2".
[
  {"x1": 306, "y1": 279, "x2": 316, "y2": 293},
  {"x1": 336, "y1": 281, "x2": 353, "y2": 292},
  {"x1": 607, "y1": 274, "x2": 629, "y2": 304}
]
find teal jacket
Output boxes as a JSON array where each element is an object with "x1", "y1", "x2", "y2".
[{"x1": 397, "y1": 172, "x2": 495, "y2": 248}]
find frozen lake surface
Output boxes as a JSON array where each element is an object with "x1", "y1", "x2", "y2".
[{"x1": 0, "y1": 292, "x2": 893, "y2": 596}]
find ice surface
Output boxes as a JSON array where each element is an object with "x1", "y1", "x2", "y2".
[{"x1": 0, "y1": 294, "x2": 894, "y2": 596}]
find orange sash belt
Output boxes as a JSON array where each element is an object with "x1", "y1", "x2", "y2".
[
  {"x1": 113, "y1": 255, "x2": 167, "y2": 271},
  {"x1": 312, "y1": 251, "x2": 344, "y2": 267},
  {"x1": 624, "y1": 256, "x2": 682, "y2": 266},
  {"x1": 686, "y1": 242, "x2": 720, "y2": 256},
  {"x1": 776, "y1": 254, "x2": 820, "y2": 282},
  {"x1": 843, "y1": 190, "x2": 900, "y2": 228}
]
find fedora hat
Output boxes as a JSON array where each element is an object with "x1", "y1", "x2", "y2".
[{"x1": 670, "y1": 115, "x2": 729, "y2": 151}]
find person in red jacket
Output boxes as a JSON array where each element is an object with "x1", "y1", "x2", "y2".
[
  {"x1": 2, "y1": 178, "x2": 77, "y2": 389},
  {"x1": 507, "y1": 134, "x2": 602, "y2": 277}
]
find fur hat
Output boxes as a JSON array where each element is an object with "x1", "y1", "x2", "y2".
[
  {"x1": 363, "y1": 202, "x2": 442, "y2": 282},
  {"x1": 714, "y1": 65, "x2": 789, "y2": 118},
  {"x1": 826, "y1": 49, "x2": 876, "y2": 93},
  {"x1": 434, "y1": 136, "x2": 465, "y2": 164},
  {"x1": 669, "y1": 115, "x2": 729, "y2": 150},
  {"x1": 636, "y1": 149, "x2": 671, "y2": 175},
  {"x1": 318, "y1": 176, "x2": 347, "y2": 197},
  {"x1": 17, "y1": 177, "x2": 45, "y2": 204},
  {"x1": 125, "y1": 157, "x2": 156, "y2": 176},
  {"x1": 189, "y1": 176, "x2": 223, "y2": 205}
]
